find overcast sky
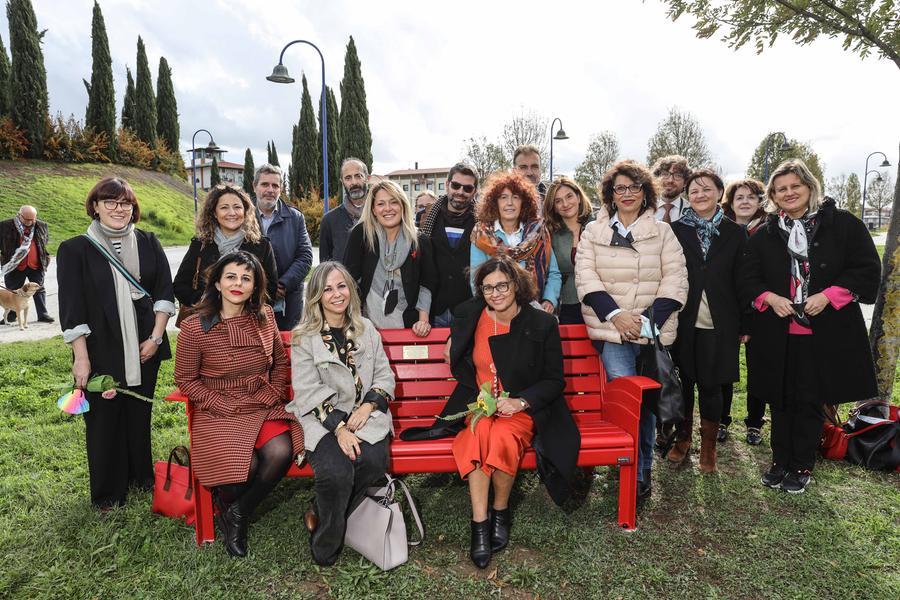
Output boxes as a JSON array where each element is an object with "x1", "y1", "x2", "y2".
[{"x1": 3, "y1": 0, "x2": 898, "y2": 186}]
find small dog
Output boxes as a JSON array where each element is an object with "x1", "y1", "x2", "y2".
[{"x1": 0, "y1": 282, "x2": 42, "y2": 330}]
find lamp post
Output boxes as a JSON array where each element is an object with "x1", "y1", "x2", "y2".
[
  {"x1": 763, "y1": 131, "x2": 790, "y2": 183},
  {"x1": 549, "y1": 118, "x2": 568, "y2": 182},
  {"x1": 862, "y1": 151, "x2": 891, "y2": 225},
  {"x1": 190, "y1": 129, "x2": 219, "y2": 216},
  {"x1": 267, "y1": 39, "x2": 330, "y2": 214}
]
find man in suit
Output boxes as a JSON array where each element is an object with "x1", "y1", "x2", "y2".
[
  {"x1": 652, "y1": 155, "x2": 692, "y2": 224},
  {"x1": 1, "y1": 205, "x2": 54, "y2": 323}
]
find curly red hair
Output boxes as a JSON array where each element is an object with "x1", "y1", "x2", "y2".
[{"x1": 476, "y1": 171, "x2": 539, "y2": 225}]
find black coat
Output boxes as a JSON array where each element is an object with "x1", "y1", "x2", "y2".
[
  {"x1": 318, "y1": 203, "x2": 357, "y2": 263},
  {"x1": 343, "y1": 224, "x2": 437, "y2": 328},
  {"x1": 57, "y1": 230, "x2": 174, "y2": 384},
  {"x1": 423, "y1": 201, "x2": 475, "y2": 317},
  {"x1": 671, "y1": 218, "x2": 746, "y2": 385},
  {"x1": 738, "y1": 201, "x2": 880, "y2": 408},
  {"x1": 172, "y1": 237, "x2": 279, "y2": 307},
  {"x1": 1, "y1": 218, "x2": 50, "y2": 269}
]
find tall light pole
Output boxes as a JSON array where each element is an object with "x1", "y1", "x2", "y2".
[
  {"x1": 548, "y1": 118, "x2": 569, "y2": 182},
  {"x1": 862, "y1": 151, "x2": 890, "y2": 225},
  {"x1": 763, "y1": 131, "x2": 790, "y2": 183},
  {"x1": 190, "y1": 129, "x2": 219, "y2": 216},
  {"x1": 266, "y1": 39, "x2": 330, "y2": 214}
]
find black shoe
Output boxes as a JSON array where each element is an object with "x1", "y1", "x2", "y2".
[
  {"x1": 490, "y1": 508, "x2": 510, "y2": 553},
  {"x1": 746, "y1": 427, "x2": 763, "y2": 446},
  {"x1": 781, "y1": 470, "x2": 811, "y2": 494},
  {"x1": 6, "y1": 311, "x2": 15, "y2": 323},
  {"x1": 37, "y1": 315, "x2": 55, "y2": 323},
  {"x1": 217, "y1": 503, "x2": 248, "y2": 557},
  {"x1": 470, "y1": 519, "x2": 491, "y2": 569},
  {"x1": 761, "y1": 464, "x2": 787, "y2": 489},
  {"x1": 717, "y1": 424, "x2": 729, "y2": 443},
  {"x1": 637, "y1": 473, "x2": 652, "y2": 500}
]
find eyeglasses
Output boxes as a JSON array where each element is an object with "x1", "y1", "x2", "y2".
[
  {"x1": 658, "y1": 171, "x2": 685, "y2": 181},
  {"x1": 613, "y1": 184, "x2": 643, "y2": 196},
  {"x1": 449, "y1": 181, "x2": 475, "y2": 193},
  {"x1": 101, "y1": 200, "x2": 135, "y2": 211},
  {"x1": 479, "y1": 281, "x2": 511, "y2": 296}
]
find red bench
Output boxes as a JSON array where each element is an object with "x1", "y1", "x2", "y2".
[{"x1": 165, "y1": 324, "x2": 659, "y2": 544}]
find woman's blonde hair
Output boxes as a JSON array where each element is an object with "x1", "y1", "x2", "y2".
[
  {"x1": 358, "y1": 180, "x2": 418, "y2": 252},
  {"x1": 196, "y1": 184, "x2": 262, "y2": 243},
  {"x1": 765, "y1": 158, "x2": 822, "y2": 214},
  {"x1": 292, "y1": 261, "x2": 366, "y2": 341}
]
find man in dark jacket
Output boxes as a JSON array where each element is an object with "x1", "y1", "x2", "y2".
[
  {"x1": 319, "y1": 157, "x2": 368, "y2": 263},
  {"x1": 419, "y1": 162, "x2": 478, "y2": 326},
  {"x1": 1, "y1": 205, "x2": 54, "y2": 323},
  {"x1": 254, "y1": 164, "x2": 313, "y2": 330}
]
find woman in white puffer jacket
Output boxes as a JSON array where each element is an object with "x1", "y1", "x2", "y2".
[{"x1": 575, "y1": 159, "x2": 688, "y2": 502}]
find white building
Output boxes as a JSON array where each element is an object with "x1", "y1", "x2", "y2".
[{"x1": 184, "y1": 147, "x2": 245, "y2": 190}]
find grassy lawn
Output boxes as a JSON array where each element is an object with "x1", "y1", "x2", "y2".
[
  {"x1": 0, "y1": 160, "x2": 195, "y2": 253},
  {"x1": 1, "y1": 338, "x2": 898, "y2": 599}
]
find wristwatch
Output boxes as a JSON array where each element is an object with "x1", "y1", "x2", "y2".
[
  {"x1": 149, "y1": 335, "x2": 163, "y2": 346},
  {"x1": 519, "y1": 399, "x2": 529, "y2": 410}
]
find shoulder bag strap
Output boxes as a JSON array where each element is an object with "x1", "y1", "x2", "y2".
[
  {"x1": 392, "y1": 476, "x2": 425, "y2": 546},
  {"x1": 191, "y1": 242, "x2": 204, "y2": 290},
  {"x1": 81, "y1": 234, "x2": 152, "y2": 299}
]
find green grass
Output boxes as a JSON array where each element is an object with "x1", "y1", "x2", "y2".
[
  {"x1": 0, "y1": 160, "x2": 196, "y2": 253},
  {"x1": 1, "y1": 338, "x2": 898, "y2": 598}
]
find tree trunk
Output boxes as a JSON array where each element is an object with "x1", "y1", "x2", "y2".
[{"x1": 868, "y1": 142, "x2": 900, "y2": 409}]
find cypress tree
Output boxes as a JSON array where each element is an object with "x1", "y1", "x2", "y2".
[
  {"x1": 156, "y1": 56, "x2": 179, "y2": 153},
  {"x1": 297, "y1": 73, "x2": 319, "y2": 198},
  {"x1": 210, "y1": 155, "x2": 221, "y2": 186},
  {"x1": 321, "y1": 86, "x2": 340, "y2": 199},
  {"x1": 289, "y1": 123, "x2": 301, "y2": 199},
  {"x1": 268, "y1": 140, "x2": 280, "y2": 165},
  {"x1": 133, "y1": 36, "x2": 156, "y2": 147},
  {"x1": 242, "y1": 148, "x2": 255, "y2": 195},
  {"x1": 121, "y1": 67, "x2": 135, "y2": 131},
  {"x1": 0, "y1": 34, "x2": 11, "y2": 117},
  {"x1": 7, "y1": 0, "x2": 49, "y2": 158},
  {"x1": 338, "y1": 36, "x2": 372, "y2": 171},
  {"x1": 84, "y1": 1, "x2": 116, "y2": 159}
]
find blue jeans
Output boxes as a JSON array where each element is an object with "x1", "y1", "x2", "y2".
[
  {"x1": 595, "y1": 340, "x2": 656, "y2": 483},
  {"x1": 432, "y1": 309, "x2": 453, "y2": 327}
]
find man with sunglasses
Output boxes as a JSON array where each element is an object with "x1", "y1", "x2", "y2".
[
  {"x1": 651, "y1": 155, "x2": 692, "y2": 225},
  {"x1": 419, "y1": 162, "x2": 479, "y2": 326},
  {"x1": 1, "y1": 205, "x2": 54, "y2": 324}
]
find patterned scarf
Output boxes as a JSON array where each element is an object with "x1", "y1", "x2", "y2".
[
  {"x1": 471, "y1": 219, "x2": 552, "y2": 298},
  {"x1": 1, "y1": 215, "x2": 35, "y2": 277},
  {"x1": 680, "y1": 207, "x2": 724, "y2": 259},
  {"x1": 777, "y1": 209, "x2": 819, "y2": 306}
]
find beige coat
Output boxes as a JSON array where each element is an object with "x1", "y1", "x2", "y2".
[
  {"x1": 287, "y1": 317, "x2": 395, "y2": 451},
  {"x1": 575, "y1": 209, "x2": 688, "y2": 345}
]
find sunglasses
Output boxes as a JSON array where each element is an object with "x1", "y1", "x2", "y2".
[{"x1": 449, "y1": 181, "x2": 476, "y2": 194}]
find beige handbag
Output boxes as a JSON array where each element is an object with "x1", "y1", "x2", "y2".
[{"x1": 344, "y1": 474, "x2": 424, "y2": 570}]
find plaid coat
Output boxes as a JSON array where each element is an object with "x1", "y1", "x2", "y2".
[{"x1": 174, "y1": 305, "x2": 303, "y2": 487}]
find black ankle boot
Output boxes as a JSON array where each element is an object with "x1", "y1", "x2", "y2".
[
  {"x1": 470, "y1": 519, "x2": 491, "y2": 569},
  {"x1": 490, "y1": 508, "x2": 510, "y2": 553}
]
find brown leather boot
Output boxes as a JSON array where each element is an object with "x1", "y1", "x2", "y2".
[
  {"x1": 699, "y1": 419, "x2": 719, "y2": 473},
  {"x1": 667, "y1": 410, "x2": 694, "y2": 464}
]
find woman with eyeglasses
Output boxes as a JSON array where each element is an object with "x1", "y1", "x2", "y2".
[
  {"x1": 57, "y1": 177, "x2": 176, "y2": 510},
  {"x1": 739, "y1": 159, "x2": 880, "y2": 494},
  {"x1": 470, "y1": 172, "x2": 561, "y2": 311},
  {"x1": 575, "y1": 160, "x2": 688, "y2": 501},
  {"x1": 446, "y1": 256, "x2": 578, "y2": 569},
  {"x1": 542, "y1": 177, "x2": 596, "y2": 324},
  {"x1": 343, "y1": 180, "x2": 436, "y2": 337},
  {"x1": 173, "y1": 184, "x2": 279, "y2": 321}
]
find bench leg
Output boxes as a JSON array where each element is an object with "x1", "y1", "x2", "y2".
[
  {"x1": 617, "y1": 462, "x2": 638, "y2": 531},
  {"x1": 193, "y1": 474, "x2": 216, "y2": 545}
]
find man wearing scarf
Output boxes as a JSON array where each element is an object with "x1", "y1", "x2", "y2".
[
  {"x1": 0, "y1": 205, "x2": 54, "y2": 323},
  {"x1": 419, "y1": 163, "x2": 479, "y2": 326},
  {"x1": 319, "y1": 157, "x2": 369, "y2": 263}
]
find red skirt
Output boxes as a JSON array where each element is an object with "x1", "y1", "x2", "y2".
[
  {"x1": 255, "y1": 419, "x2": 291, "y2": 449},
  {"x1": 452, "y1": 412, "x2": 534, "y2": 478}
]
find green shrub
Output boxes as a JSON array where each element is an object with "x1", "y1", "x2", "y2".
[{"x1": 296, "y1": 192, "x2": 338, "y2": 245}]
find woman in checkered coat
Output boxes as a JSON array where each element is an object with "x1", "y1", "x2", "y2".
[{"x1": 175, "y1": 251, "x2": 303, "y2": 557}]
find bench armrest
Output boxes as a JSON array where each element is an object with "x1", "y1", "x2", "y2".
[
  {"x1": 166, "y1": 389, "x2": 188, "y2": 403},
  {"x1": 603, "y1": 375, "x2": 661, "y2": 448}
]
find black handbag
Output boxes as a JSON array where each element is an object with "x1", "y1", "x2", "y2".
[
  {"x1": 637, "y1": 308, "x2": 684, "y2": 425},
  {"x1": 844, "y1": 402, "x2": 900, "y2": 471}
]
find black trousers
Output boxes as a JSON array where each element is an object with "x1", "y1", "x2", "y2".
[
  {"x1": 4, "y1": 266, "x2": 49, "y2": 318},
  {"x1": 82, "y1": 366, "x2": 158, "y2": 507},
  {"x1": 770, "y1": 335, "x2": 826, "y2": 472},
  {"x1": 720, "y1": 384, "x2": 766, "y2": 429},
  {"x1": 679, "y1": 328, "x2": 724, "y2": 422},
  {"x1": 307, "y1": 434, "x2": 388, "y2": 564}
]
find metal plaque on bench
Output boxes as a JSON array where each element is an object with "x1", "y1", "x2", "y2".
[{"x1": 402, "y1": 345, "x2": 429, "y2": 360}]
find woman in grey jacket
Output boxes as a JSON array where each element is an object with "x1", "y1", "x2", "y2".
[{"x1": 287, "y1": 261, "x2": 395, "y2": 566}]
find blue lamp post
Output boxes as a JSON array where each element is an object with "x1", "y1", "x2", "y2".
[{"x1": 190, "y1": 129, "x2": 219, "y2": 216}]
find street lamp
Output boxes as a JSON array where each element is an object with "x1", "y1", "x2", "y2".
[
  {"x1": 190, "y1": 129, "x2": 219, "y2": 216},
  {"x1": 763, "y1": 131, "x2": 790, "y2": 183},
  {"x1": 267, "y1": 39, "x2": 330, "y2": 214},
  {"x1": 549, "y1": 118, "x2": 569, "y2": 181},
  {"x1": 862, "y1": 151, "x2": 891, "y2": 225}
]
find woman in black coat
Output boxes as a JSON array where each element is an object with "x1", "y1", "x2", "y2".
[
  {"x1": 173, "y1": 184, "x2": 278, "y2": 314},
  {"x1": 670, "y1": 169, "x2": 746, "y2": 473},
  {"x1": 57, "y1": 177, "x2": 176, "y2": 509},
  {"x1": 739, "y1": 159, "x2": 880, "y2": 494}
]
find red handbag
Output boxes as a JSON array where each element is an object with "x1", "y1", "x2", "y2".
[{"x1": 152, "y1": 446, "x2": 195, "y2": 525}]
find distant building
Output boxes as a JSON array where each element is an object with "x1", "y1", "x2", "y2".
[
  {"x1": 385, "y1": 164, "x2": 451, "y2": 199},
  {"x1": 863, "y1": 205, "x2": 892, "y2": 230},
  {"x1": 184, "y1": 147, "x2": 244, "y2": 190}
]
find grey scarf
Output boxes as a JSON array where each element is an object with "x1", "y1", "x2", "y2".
[
  {"x1": 342, "y1": 188, "x2": 366, "y2": 220},
  {"x1": 214, "y1": 227, "x2": 245, "y2": 256}
]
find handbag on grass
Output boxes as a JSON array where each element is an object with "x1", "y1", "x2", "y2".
[
  {"x1": 152, "y1": 446, "x2": 195, "y2": 525},
  {"x1": 344, "y1": 474, "x2": 424, "y2": 571},
  {"x1": 637, "y1": 307, "x2": 684, "y2": 425}
]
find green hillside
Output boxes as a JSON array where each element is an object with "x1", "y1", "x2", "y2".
[{"x1": 0, "y1": 161, "x2": 197, "y2": 253}]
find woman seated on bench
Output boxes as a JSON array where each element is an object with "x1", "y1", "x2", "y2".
[
  {"x1": 449, "y1": 256, "x2": 579, "y2": 569},
  {"x1": 287, "y1": 261, "x2": 395, "y2": 566},
  {"x1": 174, "y1": 251, "x2": 303, "y2": 558}
]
